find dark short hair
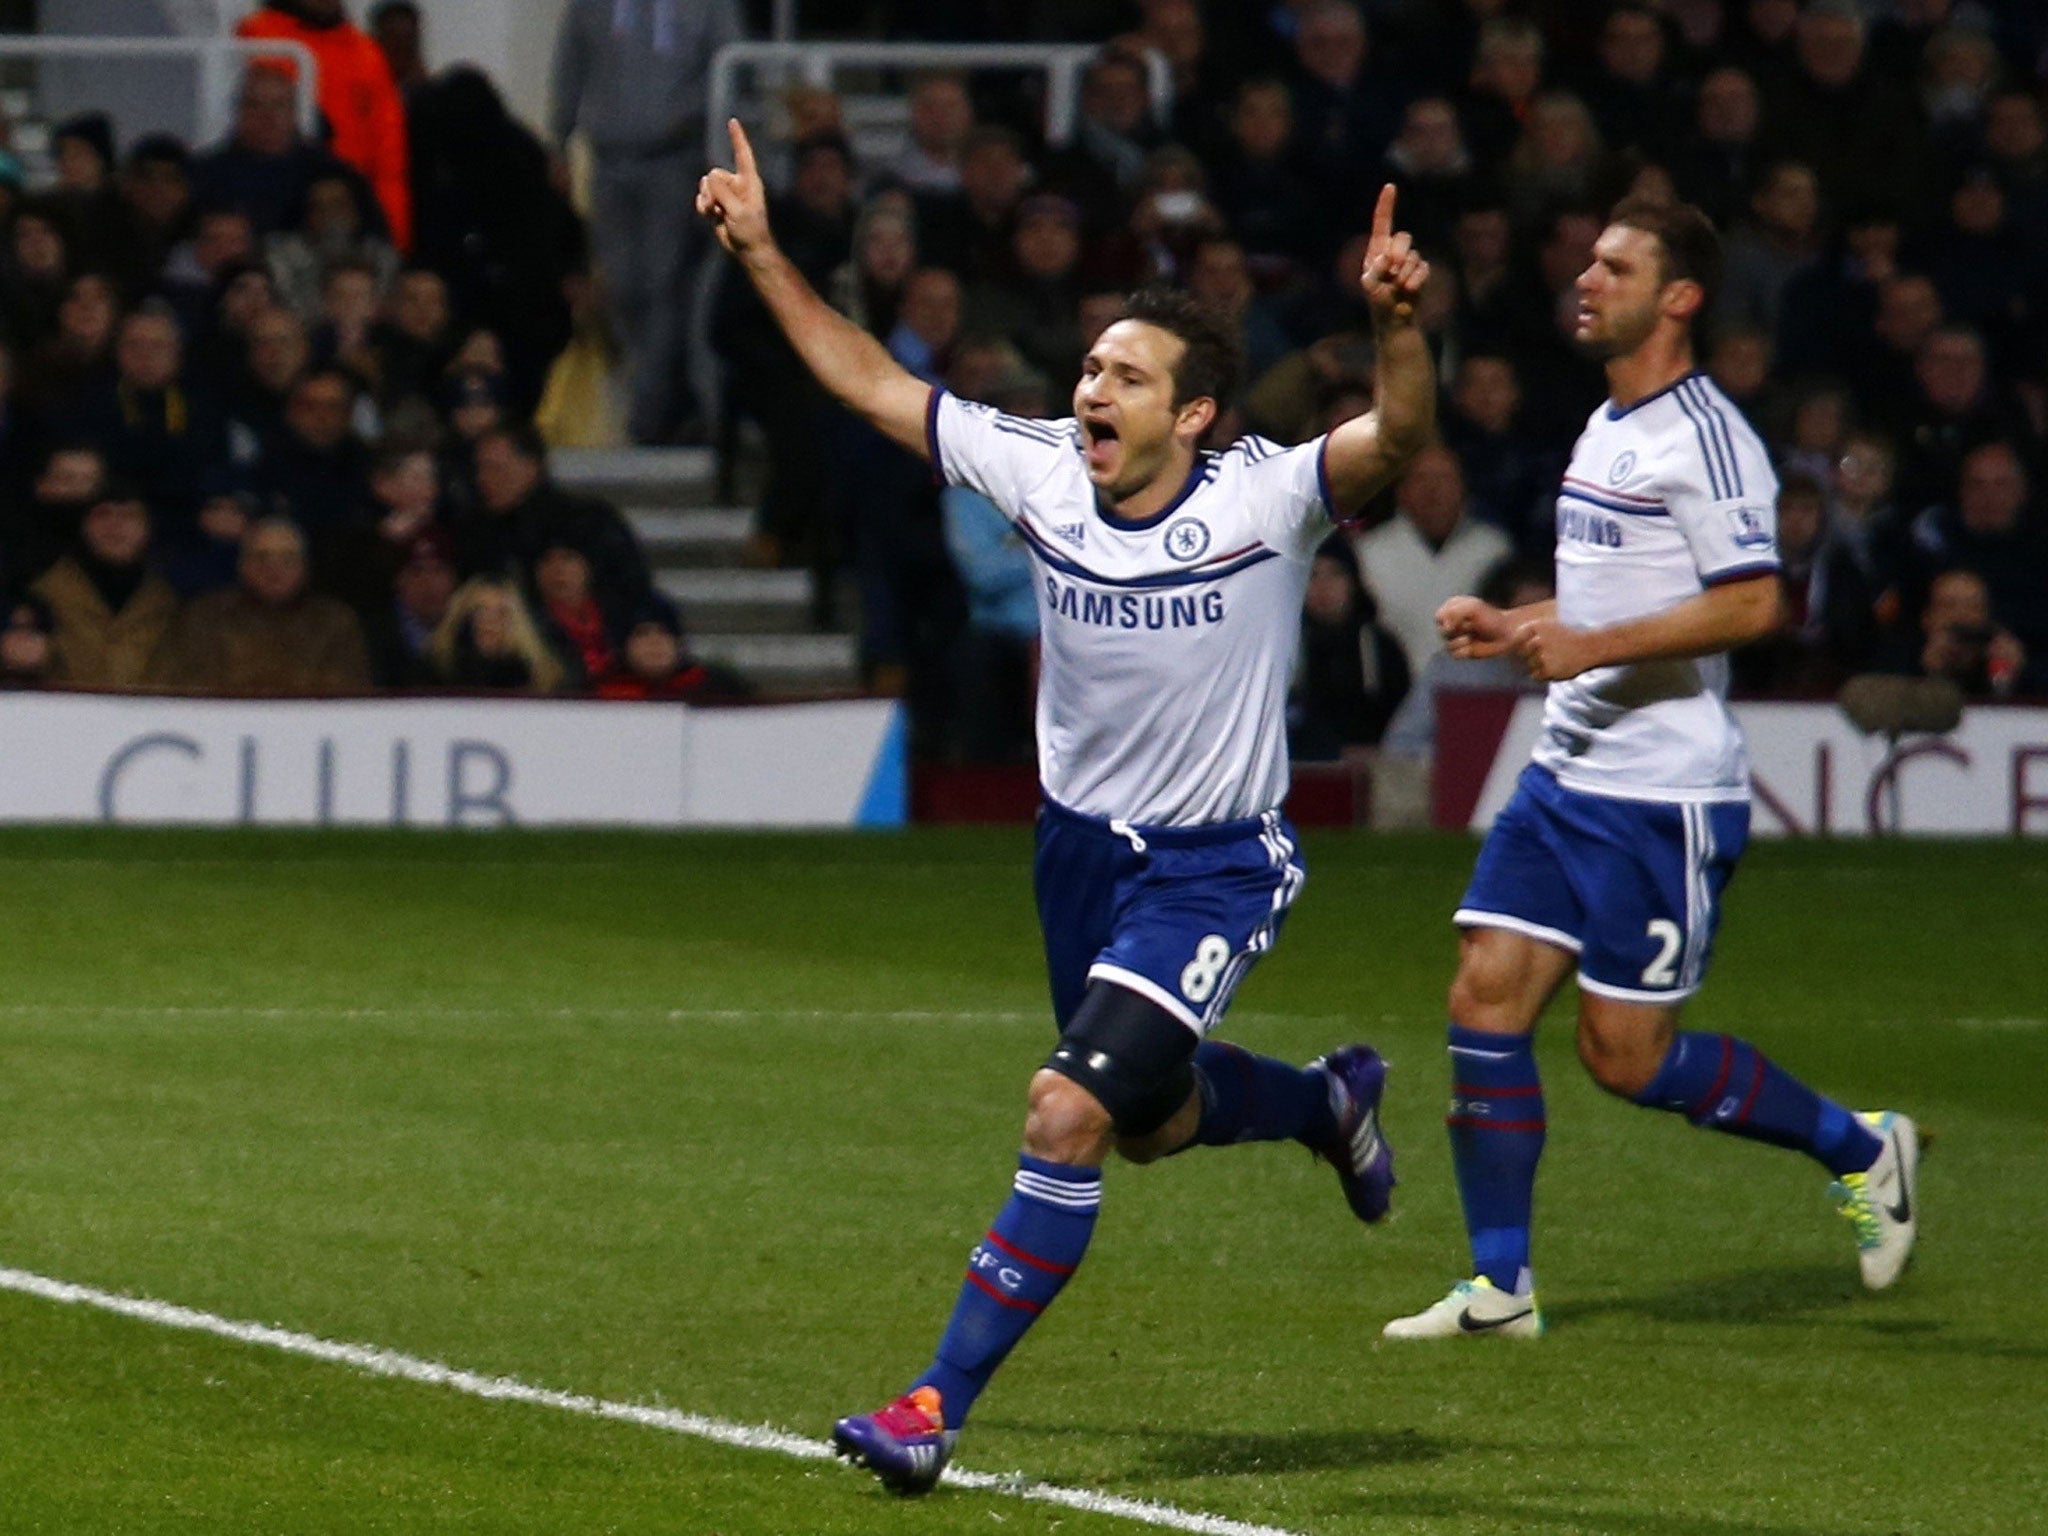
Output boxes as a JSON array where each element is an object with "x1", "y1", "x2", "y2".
[
  {"x1": 1606, "y1": 2, "x2": 1662, "y2": 28},
  {"x1": 1459, "y1": 349, "x2": 1516, "y2": 373},
  {"x1": 91, "y1": 473, "x2": 148, "y2": 508},
  {"x1": 10, "y1": 196, "x2": 64, "y2": 230},
  {"x1": 480, "y1": 419, "x2": 548, "y2": 466},
  {"x1": 310, "y1": 365, "x2": 362, "y2": 400},
  {"x1": 123, "y1": 296, "x2": 183, "y2": 335},
  {"x1": 1116, "y1": 286, "x2": 1242, "y2": 413},
  {"x1": 791, "y1": 132, "x2": 854, "y2": 173},
  {"x1": 126, "y1": 133, "x2": 191, "y2": 172},
  {"x1": 1088, "y1": 46, "x2": 1148, "y2": 88},
  {"x1": 194, "y1": 200, "x2": 253, "y2": 227},
  {"x1": 1778, "y1": 469, "x2": 1827, "y2": 503},
  {"x1": 1755, "y1": 157, "x2": 1817, "y2": 191},
  {"x1": 371, "y1": 440, "x2": 434, "y2": 478},
  {"x1": 1189, "y1": 233, "x2": 1247, "y2": 265},
  {"x1": 961, "y1": 123, "x2": 1024, "y2": 160},
  {"x1": 40, "y1": 440, "x2": 107, "y2": 473},
  {"x1": 1928, "y1": 564, "x2": 1986, "y2": 594},
  {"x1": 1925, "y1": 322, "x2": 1985, "y2": 356},
  {"x1": 1961, "y1": 437, "x2": 2024, "y2": 475},
  {"x1": 321, "y1": 255, "x2": 381, "y2": 287},
  {"x1": 1607, "y1": 195, "x2": 1724, "y2": 315}
]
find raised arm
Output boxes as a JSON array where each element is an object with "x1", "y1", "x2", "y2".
[
  {"x1": 1321, "y1": 185, "x2": 1436, "y2": 517},
  {"x1": 696, "y1": 119, "x2": 933, "y2": 459}
]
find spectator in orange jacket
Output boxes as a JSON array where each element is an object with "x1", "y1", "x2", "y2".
[{"x1": 236, "y1": 0, "x2": 413, "y2": 252}]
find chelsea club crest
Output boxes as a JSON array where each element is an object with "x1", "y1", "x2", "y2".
[
  {"x1": 1607, "y1": 451, "x2": 1638, "y2": 485},
  {"x1": 1164, "y1": 517, "x2": 1211, "y2": 562}
]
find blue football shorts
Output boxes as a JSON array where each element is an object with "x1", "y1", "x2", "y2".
[
  {"x1": 1455, "y1": 763, "x2": 1750, "y2": 1003},
  {"x1": 1033, "y1": 797, "x2": 1305, "y2": 1035}
]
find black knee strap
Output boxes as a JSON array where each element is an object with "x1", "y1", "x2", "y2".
[{"x1": 1043, "y1": 982, "x2": 1198, "y2": 1137}]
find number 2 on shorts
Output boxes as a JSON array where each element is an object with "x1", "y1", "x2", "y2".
[{"x1": 1642, "y1": 918, "x2": 1683, "y2": 986}]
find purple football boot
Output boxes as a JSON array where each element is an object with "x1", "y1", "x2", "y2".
[
  {"x1": 831, "y1": 1386, "x2": 957, "y2": 1495},
  {"x1": 1309, "y1": 1044, "x2": 1396, "y2": 1223}
]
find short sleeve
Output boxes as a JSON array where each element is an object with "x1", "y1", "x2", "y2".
[
  {"x1": 1661, "y1": 386, "x2": 1781, "y2": 585},
  {"x1": 1235, "y1": 434, "x2": 1340, "y2": 558},
  {"x1": 928, "y1": 388, "x2": 1073, "y2": 522}
]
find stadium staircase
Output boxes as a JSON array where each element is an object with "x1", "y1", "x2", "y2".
[{"x1": 552, "y1": 447, "x2": 860, "y2": 697}]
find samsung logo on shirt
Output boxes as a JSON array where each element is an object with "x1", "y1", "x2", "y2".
[
  {"x1": 1045, "y1": 577, "x2": 1226, "y2": 630},
  {"x1": 1557, "y1": 502, "x2": 1625, "y2": 548}
]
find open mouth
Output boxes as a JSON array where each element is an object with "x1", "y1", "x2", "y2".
[{"x1": 1081, "y1": 417, "x2": 1120, "y2": 475}]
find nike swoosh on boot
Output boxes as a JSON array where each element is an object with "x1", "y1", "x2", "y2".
[{"x1": 1458, "y1": 1306, "x2": 1533, "y2": 1332}]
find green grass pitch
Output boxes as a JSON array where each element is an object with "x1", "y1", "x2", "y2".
[{"x1": 0, "y1": 824, "x2": 2043, "y2": 1535}]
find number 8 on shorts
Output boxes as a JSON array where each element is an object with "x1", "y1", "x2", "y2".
[{"x1": 1180, "y1": 934, "x2": 1233, "y2": 1003}]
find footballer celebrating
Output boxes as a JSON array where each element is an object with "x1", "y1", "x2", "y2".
[
  {"x1": 698, "y1": 120, "x2": 1433, "y2": 1491},
  {"x1": 1384, "y1": 198, "x2": 1920, "y2": 1342}
]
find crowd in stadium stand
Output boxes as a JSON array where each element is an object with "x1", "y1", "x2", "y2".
[
  {"x1": 0, "y1": 0, "x2": 731, "y2": 704},
  {"x1": 704, "y1": 0, "x2": 2048, "y2": 760},
  {"x1": 0, "y1": 0, "x2": 2044, "y2": 768}
]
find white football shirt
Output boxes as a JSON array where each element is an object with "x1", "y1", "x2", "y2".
[
  {"x1": 1532, "y1": 371, "x2": 1780, "y2": 801},
  {"x1": 928, "y1": 388, "x2": 1336, "y2": 826}
]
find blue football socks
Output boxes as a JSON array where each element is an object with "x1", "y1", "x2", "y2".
[
  {"x1": 914, "y1": 1155, "x2": 1099, "y2": 1427},
  {"x1": 1185, "y1": 1040, "x2": 1340, "y2": 1148},
  {"x1": 1445, "y1": 1025, "x2": 1545, "y2": 1293},
  {"x1": 1634, "y1": 1032, "x2": 1881, "y2": 1177}
]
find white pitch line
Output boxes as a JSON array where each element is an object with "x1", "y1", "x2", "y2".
[{"x1": 0, "y1": 1265, "x2": 1305, "y2": 1536}]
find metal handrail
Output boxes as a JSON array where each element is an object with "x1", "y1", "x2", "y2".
[
  {"x1": 0, "y1": 37, "x2": 321, "y2": 146},
  {"x1": 706, "y1": 40, "x2": 1174, "y2": 153}
]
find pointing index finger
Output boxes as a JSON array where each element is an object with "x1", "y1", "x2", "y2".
[
  {"x1": 1371, "y1": 183, "x2": 1396, "y2": 246},
  {"x1": 729, "y1": 117, "x2": 759, "y2": 182}
]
